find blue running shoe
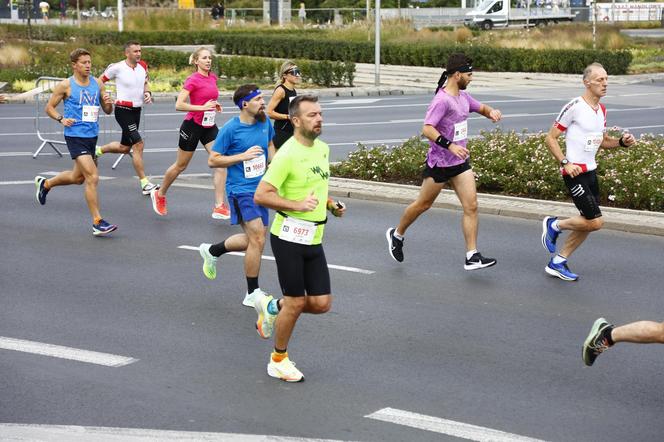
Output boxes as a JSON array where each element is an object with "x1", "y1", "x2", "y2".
[
  {"x1": 35, "y1": 176, "x2": 49, "y2": 205},
  {"x1": 541, "y1": 216, "x2": 559, "y2": 254},
  {"x1": 545, "y1": 258, "x2": 578, "y2": 281},
  {"x1": 92, "y1": 219, "x2": 118, "y2": 236}
]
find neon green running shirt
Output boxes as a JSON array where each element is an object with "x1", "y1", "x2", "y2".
[{"x1": 261, "y1": 136, "x2": 330, "y2": 245}]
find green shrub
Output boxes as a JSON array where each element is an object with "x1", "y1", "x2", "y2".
[{"x1": 331, "y1": 131, "x2": 664, "y2": 212}]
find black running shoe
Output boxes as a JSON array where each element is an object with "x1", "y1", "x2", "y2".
[
  {"x1": 464, "y1": 252, "x2": 497, "y2": 270},
  {"x1": 582, "y1": 318, "x2": 612, "y2": 367},
  {"x1": 35, "y1": 176, "x2": 49, "y2": 205},
  {"x1": 385, "y1": 227, "x2": 404, "y2": 262}
]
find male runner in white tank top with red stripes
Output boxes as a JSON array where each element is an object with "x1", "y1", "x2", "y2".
[
  {"x1": 96, "y1": 41, "x2": 157, "y2": 195},
  {"x1": 541, "y1": 62, "x2": 636, "y2": 281}
]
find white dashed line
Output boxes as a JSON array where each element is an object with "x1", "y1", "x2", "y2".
[
  {"x1": 0, "y1": 337, "x2": 138, "y2": 367},
  {"x1": 178, "y1": 245, "x2": 375, "y2": 275},
  {"x1": 365, "y1": 408, "x2": 547, "y2": 442}
]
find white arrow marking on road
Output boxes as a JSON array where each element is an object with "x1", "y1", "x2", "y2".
[
  {"x1": 365, "y1": 408, "x2": 547, "y2": 442},
  {"x1": 179, "y1": 245, "x2": 374, "y2": 275},
  {"x1": 0, "y1": 337, "x2": 138, "y2": 367},
  {"x1": 0, "y1": 424, "x2": 347, "y2": 441}
]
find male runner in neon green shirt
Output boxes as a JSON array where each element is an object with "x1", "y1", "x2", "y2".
[{"x1": 254, "y1": 95, "x2": 345, "y2": 382}]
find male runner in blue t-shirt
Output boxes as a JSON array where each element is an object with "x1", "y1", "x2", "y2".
[{"x1": 198, "y1": 84, "x2": 276, "y2": 311}]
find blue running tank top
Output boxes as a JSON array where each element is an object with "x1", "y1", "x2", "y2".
[{"x1": 64, "y1": 76, "x2": 101, "y2": 138}]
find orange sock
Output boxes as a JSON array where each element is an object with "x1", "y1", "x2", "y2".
[
  {"x1": 93, "y1": 216, "x2": 102, "y2": 225},
  {"x1": 271, "y1": 351, "x2": 288, "y2": 363}
]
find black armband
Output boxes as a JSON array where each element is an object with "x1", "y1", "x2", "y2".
[
  {"x1": 435, "y1": 135, "x2": 451, "y2": 149},
  {"x1": 618, "y1": 136, "x2": 627, "y2": 148}
]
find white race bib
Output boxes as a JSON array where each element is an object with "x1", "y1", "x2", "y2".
[
  {"x1": 584, "y1": 133, "x2": 603, "y2": 153},
  {"x1": 243, "y1": 154, "x2": 266, "y2": 179},
  {"x1": 82, "y1": 105, "x2": 99, "y2": 123},
  {"x1": 279, "y1": 216, "x2": 316, "y2": 245},
  {"x1": 453, "y1": 120, "x2": 468, "y2": 142},
  {"x1": 202, "y1": 110, "x2": 216, "y2": 127}
]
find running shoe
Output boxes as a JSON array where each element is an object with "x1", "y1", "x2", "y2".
[
  {"x1": 92, "y1": 219, "x2": 118, "y2": 236},
  {"x1": 243, "y1": 287, "x2": 265, "y2": 308},
  {"x1": 385, "y1": 227, "x2": 404, "y2": 262},
  {"x1": 464, "y1": 252, "x2": 497, "y2": 270},
  {"x1": 254, "y1": 293, "x2": 277, "y2": 339},
  {"x1": 35, "y1": 176, "x2": 49, "y2": 205},
  {"x1": 267, "y1": 355, "x2": 304, "y2": 383},
  {"x1": 541, "y1": 216, "x2": 560, "y2": 254},
  {"x1": 198, "y1": 243, "x2": 217, "y2": 280},
  {"x1": 141, "y1": 181, "x2": 159, "y2": 196},
  {"x1": 582, "y1": 317, "x2": 613, "y2": 366},
  {"x1": 150, "y1": 188, "x2": 167, "y2": 216},
  {"x1": 545, "y1": 258, "x2": 579, "y2": 281},
  {"x1": 211, "y1": 203, "x2": 230, "y2": 220}
]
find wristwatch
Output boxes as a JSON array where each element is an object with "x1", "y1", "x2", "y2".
[
  {"x1": 56, "y1": 115, "x2": 63, "y2": 123},
  {"x1": 560, "y1": 158, "x2": 569, "y2": 166}
]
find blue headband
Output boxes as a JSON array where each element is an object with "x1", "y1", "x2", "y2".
[{"x1": 236, "y1": 89, "x2": 262, "y2": 109}]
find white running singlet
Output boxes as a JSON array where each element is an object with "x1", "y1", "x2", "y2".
[
  {"x1": 102, "y1": 60, "x2": 148, "y2": 108},
  {"x1": 553, "y1": 96, "x2": 606, "y2": 174}
]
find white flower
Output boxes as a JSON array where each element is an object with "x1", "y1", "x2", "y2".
[{"x1": 608, "y1": 195, "x2": 616, "y2": 201}]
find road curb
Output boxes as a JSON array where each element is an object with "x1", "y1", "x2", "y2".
[{"x1": 328, "y1": 177, "x2": 664, "y2": 237}]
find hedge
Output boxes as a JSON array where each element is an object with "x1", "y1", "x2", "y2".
[
  {"x1": 0, "y1": 43, "x2": 354, "y2": 88},
  {"x1": 215, "y1": 34, "x2": 632, "y2": 74},
  {"x1": 0, "y1": 24, "x2": 315, "y2": 46},
  {"x1": 331, "y1": 131, "x2": 664, "y2": 212},
  {"x1": 1, "y1": 24, "x2": 632, "y2": 74}
]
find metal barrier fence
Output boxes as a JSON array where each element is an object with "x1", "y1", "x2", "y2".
[{"x1": 33, "y1": 76, "x2": 147, "y2": 169}]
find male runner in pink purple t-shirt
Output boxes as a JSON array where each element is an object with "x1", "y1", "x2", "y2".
[{"x1": 386, "y1": 53, "x2": 503, "y2": 270}]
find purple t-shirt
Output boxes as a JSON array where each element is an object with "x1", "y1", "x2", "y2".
[
  {"x1": 423, "y1": 89, "x2": 481, "y2": 168},
  {"x1": 183, "y1": 72, "x2": 219, "y2": 126}
]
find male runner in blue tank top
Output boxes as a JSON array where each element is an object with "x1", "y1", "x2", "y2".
[{"x1": 36, "y1": 48, "x2": 117, "y2": 236}]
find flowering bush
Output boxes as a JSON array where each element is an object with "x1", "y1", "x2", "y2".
[{"x1": 331, "y1": 131, "x2": 664, "y2": 212}]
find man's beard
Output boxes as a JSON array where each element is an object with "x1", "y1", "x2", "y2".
[
  {"x1": 301, "y1": 127, "x2": 321, "y2": 140},
  {"x1": 256, "y1": 110, "x2": 266, "y2": 123},
  {"x1": 459, "y1": 80, "x2": 468, "y2": 90}
]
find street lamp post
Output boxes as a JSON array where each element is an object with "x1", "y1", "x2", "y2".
[
  {"x1": 118, "y1": 0, "x2": 123, "y2": 31},
  {"x1": 375, "y1": 0, "x2": 380, "y2": 86}
]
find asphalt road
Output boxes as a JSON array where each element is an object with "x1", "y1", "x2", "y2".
[{"x1": 2, "y1": 87, "x2": 664, "y2": 441}]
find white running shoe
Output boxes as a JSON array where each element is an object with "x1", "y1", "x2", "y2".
[
  {"x1": 267, "y1": 355, "x2": 304, "y2": 382},
  {"x1": 243, "y1": 288, "x2": 264, "y2": 308}
]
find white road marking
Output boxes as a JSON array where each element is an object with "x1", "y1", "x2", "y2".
[
  {"x1": 323, "y1": 98, "x2": 382, "y2": 105},
  {"x1": 365, "y1": 408, "x2": 547, "y2": 442},
  {"x1": 0, "y1": 337, "x2": 138, "y2": 367},
  {"x1": 178, "y1": 245, "x2": 375, "y2": 275},
  {"x1": 0, "y1": 424, "x2": 346, "y2": 441},
  {"x1": 0, "y1": 180, "x2": 35, "y2": 185}
]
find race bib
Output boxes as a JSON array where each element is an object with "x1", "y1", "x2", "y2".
[
  {"x1": 279, "y1": 216, "x2": 316, "y2": 245},
  {"x1": 202, "y1": 110, "x2": 216, "y2": 127},
  {"x1": 243, "y1": 154, "x2": 266, "y2": 179},
  {"x1": 82, "y1": 105, "x2": 99, "y2": 123},
  {"x1": 453, "y1": 120, "x2": 468, "y2": 142},
  {"x1": 584, "y1": 133, "x2": 603, "y2": 153}
]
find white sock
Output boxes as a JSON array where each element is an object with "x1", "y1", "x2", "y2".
[
  {"x1": 394, "y1": 230, "x2": 404, "y2": 240},
  {"x1": 552, "y1": 254, "x2": 566, "y2": 264},
  {"x1": 466, "y1": 249, "x2": 478, "y2": 260},
  {"x1": 551, "y1": 220, "x2": 561, "y2": 232}
]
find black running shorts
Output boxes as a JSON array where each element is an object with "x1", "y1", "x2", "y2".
[
  {"x1": 178, "y1": 119, "x2": 219, "y2": 152},
  {"x1": 422, "y1": 159, "x2": 472, "y2": 183},
  {"x1": 65, "y1": 136, "x2": 97, "y2": 160},
  {"x1": 114, "y1": 105, "x2": 143, "y2": 146},
  {"x1": 563, "y1": 169, "x2": 602, "y2": 220},
  {"x1": 270, "y1": 234, "x2": 331, "y2": 297}
]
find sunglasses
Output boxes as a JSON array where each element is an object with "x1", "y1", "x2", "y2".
[{"x1": 286, "y1": 68, "x2": 301, "y2": 77}]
